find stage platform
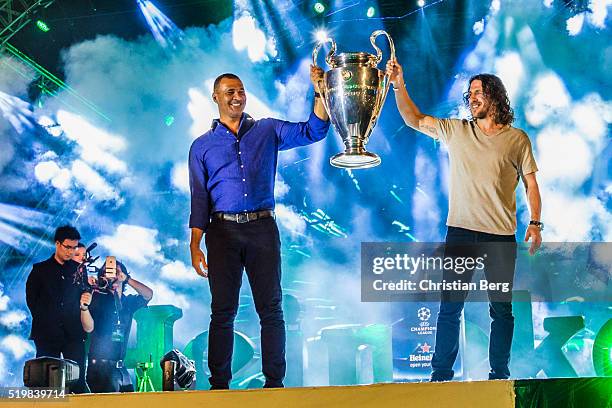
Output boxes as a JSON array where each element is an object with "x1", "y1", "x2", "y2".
[{"x1": 4, "y1": 377, "x2": 611, "y2": 408}]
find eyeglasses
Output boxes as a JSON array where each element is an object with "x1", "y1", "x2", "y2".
[{"x1": 60, "y1": 242, "x2": 79, "y2": 251}]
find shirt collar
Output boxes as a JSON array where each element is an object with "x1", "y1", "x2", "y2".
[
  {"x1": 49, "y1": 254, "x2": 63, "y2": 266},
  {"x1": 211, "y1": 113, "x2": 254, "y2": 132}
]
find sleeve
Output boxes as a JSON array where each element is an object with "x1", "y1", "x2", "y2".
[
  {"x1": 188, "y1": 139, "x2": 211, "y2": 232},
  {"x1": 433, "y1": 118, "x2": 464, "y2": 144},
  {"x1": 25, "y1": 269, "x2": 39, "y2": 316},
  {"x1": 274, "y1": 112, "x2": 331, "y2": 151},
  {"x1": 125, "y1": 295, "x2": 149, "y2": 314},
  {"x1": 89, "y1": 294, "x2": 100, "y2": 323},
  {"x1": 518, "y1": 132, "x2": 538, "y2": 176}
]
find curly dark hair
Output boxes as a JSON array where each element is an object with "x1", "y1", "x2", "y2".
[{"x1": 463, "y1": 74, "x2": 514, "y2": 126}]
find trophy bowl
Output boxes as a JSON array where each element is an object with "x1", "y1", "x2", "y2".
[{"x1": 313, "y1": 30, "x2": 395, "y2": 169}]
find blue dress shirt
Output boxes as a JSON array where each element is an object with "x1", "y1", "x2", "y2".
[{"x1": 188, "y1": 112, "x2": 330, "y2": 232}]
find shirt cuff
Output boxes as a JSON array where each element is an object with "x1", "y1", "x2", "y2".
[{"x1": 189, "y1": 213, "x2": 209, "y2": 232}]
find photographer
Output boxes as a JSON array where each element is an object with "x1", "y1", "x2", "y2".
[
  {"x1": 79, "y1": 261, "x2": 153, "y2": 393},
  {"x1": 25, "y1": 225, "x2": 89, "y2": 393}
]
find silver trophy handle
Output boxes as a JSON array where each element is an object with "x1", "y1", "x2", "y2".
[
  {"x1": 369, "y1": 30, "x2": 395, "y2": 130},
  {"x1": 370, "y1": 30, "x2": 396, "y2": 65},
  {"x1": 312, "y1": 36, "x2": 337, "y2": 67}
]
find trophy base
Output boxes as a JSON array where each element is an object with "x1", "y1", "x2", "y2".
[{"x1": 330, "y1": 151, "x2": 381, "y2": 169}]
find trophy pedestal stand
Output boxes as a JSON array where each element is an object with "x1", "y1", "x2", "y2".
[{"x1": 330, "y1": 151, "x2": 381, "y2": 169}]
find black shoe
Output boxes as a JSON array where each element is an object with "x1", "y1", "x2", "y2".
[
  {"x1": 430, "y1": 370, "x2": 454, "y2": 382},
  {"x1": 488, "y1": 370, "x2": 510, "y2": 380},
  {"x1": 263, "y1": 382, "x2": 284, "y2": 389}
]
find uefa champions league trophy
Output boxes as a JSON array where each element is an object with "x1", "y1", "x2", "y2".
[{"x1": 312, "y1": 30, "x2": 395, "y2": 169}]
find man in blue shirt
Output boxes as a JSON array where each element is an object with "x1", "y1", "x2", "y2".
[{"x1": 188, "y1": 67, "x2": 330, "y2": 389}]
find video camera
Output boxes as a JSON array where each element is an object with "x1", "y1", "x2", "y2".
[{"x1": 74, "y1": 243, "x2": 120, "y2": 294}]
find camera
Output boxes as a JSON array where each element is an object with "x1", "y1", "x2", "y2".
[
  {"x1": 96, "y1": 256, "x2": 118, "y2": 291},
  {"x1": 74, "y1": 243, "x2": 120, "y2": 294}
]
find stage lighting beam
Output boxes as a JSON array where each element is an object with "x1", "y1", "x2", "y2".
[
  {"x1": 2, "y1": 43, "x2": 110, "y2": 121},
  {"x1": 136, "y1": 0, "x2": 184, "y2": 49}
]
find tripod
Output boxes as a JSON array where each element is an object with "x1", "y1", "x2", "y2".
[{"x1": 136, "y1": 355, "x2": 155, "y2": 392}]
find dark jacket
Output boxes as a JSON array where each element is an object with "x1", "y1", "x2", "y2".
[
  {"x1": 25, "y1": 256, "x2": 85, "y2": 342},
  {"x1": 88, "y1": 292, "x2": 149, "y2": 361}
]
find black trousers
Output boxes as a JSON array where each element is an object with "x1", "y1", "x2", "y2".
[
  {"x1": 86, "y1": 360, "x2": 133, "y2": 393},
  {"x1": 34, "y1": 338, "x2": 89, "y2": 393},
  {"x1": 431, "y1": 226, "x2": 517, "y2": 381},
  {"x1": 205, "y1": 216, "x2": 286, "y2": 389}
]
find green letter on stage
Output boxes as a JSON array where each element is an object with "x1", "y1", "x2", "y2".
[{"x1": 124, "y1": 305, "x2": 183, "y2": 390}]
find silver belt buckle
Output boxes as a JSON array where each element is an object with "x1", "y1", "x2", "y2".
[{"x1": 236, "y1": 213, "x2": 249, "y2": 223}]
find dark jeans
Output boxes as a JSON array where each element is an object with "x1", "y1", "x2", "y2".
[
  {"x1": 34, "y1": 338, "x2": 90, "y2": 393},
  {"x1": 87, "y1": 360, "x2": 133, "y2": 393},
  {"x1": 431, "y1": 226, "x2": 517, "y2": 381},
  {"x1": 205, "y1": 216, "x2": 286, "y2": 389}
]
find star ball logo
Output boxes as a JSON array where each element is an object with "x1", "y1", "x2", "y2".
[
  {"x1": 417, "y1": 307, "x2": 431, "y2": 322},
  {"x1": 419, "y1": 343, "x2": 431, "y2": 353},
  {"x1": 409, "y1": 342, "x2": 433, "y2": 363},
  {"x1": 410, "y1": 306, "x2": 435, "y2": 335}
]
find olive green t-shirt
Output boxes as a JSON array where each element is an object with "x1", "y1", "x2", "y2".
[{"x1": 433, "y1": 118, "x2": 538, "y2": 235}]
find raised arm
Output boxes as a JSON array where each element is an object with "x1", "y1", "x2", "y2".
[
  {"x1": 117, "y1": 264, "x2": 154, "y2": 301},
  {"x1": 386, "y1": 60, "x2": 439, "y2": 139},
  {"x1": 311, "y1": 65, "x2": 329, "y2": 122},
  {"x1": 127, "y1": 277, "x2": 153, "y2": 301},
  {"x1": 273, "y1": 65, "x2": 331, "y2": 150}
]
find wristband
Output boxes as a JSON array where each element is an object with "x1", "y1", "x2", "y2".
[
  {"x1": 80, "y1": 306, "x2": 89, "y2": 311},
  {"x1": 529, "y1": 220, "x2": 544, "y2": 231},
  {"x1": 392, "y1": 83, "x2": 405, "y2": 91}
]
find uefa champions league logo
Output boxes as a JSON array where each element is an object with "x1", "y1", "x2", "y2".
[{"x1": 417, "y1": 307, "x2": 431, "y2": 322}]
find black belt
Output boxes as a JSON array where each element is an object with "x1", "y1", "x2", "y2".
[
  {"x1": 213, "y1": 210, "x2": 274, "y2": 224},
  {"x1": 89, "y1": 358, "x2": 124, "y2": 368}
]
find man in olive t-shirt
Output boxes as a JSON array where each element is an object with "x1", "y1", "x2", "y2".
[
  {"x1": 434, "y1": 118, "x2": 538, "y2": 235},
  {"x1": 386, "y1": 60, "x2": 542, "y2": 381}
]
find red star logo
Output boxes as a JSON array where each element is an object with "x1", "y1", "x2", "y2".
[{"x1": 420, "y1": 343, "x2": 431, "y2": 353}]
